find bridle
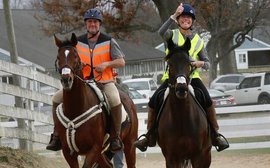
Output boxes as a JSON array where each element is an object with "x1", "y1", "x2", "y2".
[
  {"x1": 55, "y1": 45, "x2": 82, "y2": 76},
  {"x1": 168, "y1": 60, "x2": 196, "y2": 89},
  {"x1": 55, "y1": 45, "x2": 102, "y2": 82}
]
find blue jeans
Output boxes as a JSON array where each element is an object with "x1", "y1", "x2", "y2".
[{"x1": 113, "y1": 150, "x2": 124, "y2": 168}]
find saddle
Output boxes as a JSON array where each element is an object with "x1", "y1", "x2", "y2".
[{"x1": 87, "y1": 80, "x2": 128, "y2": 122}]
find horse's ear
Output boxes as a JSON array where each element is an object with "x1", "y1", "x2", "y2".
[
  {"x1": 54, "y1": 34, "x2": 62, "y2": 48},
  {"x1": 167, "y1": 37, "x2": 175, "y2": 51},
  {"x1": 71, "y1": 33, "x2": 78, "y2": 46},
  {"x1": 183, "y1": 37, "x2": 191, "y2": 51}
]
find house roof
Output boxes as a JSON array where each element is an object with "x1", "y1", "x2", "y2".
[
  {"x1": 235, "y1": 35, "x2": 270, "y2": 50},
  {"x1": 0, "y1": 9, "x2": 164, "y2": 70}
]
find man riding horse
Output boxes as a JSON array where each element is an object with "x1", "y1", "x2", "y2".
[
  {"x1": 47, "y1": 8, "x2": 125, "y2": 152},
  {"x1": 134, "y1": 3, "x2": 229, "y2": 152}
]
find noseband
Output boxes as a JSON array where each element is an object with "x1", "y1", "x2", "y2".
[{"x1": 169, "y1": 63, "x2": 196, "y2": 89}]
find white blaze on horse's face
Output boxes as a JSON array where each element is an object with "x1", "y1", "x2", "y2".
[
  {"x1": 176, "y1": 76, "x2": 187, "y2": 84},
  {"x1": 65, "y1": 50, "x2": 70, "y2": 57},
  {"x1": 61, "y1": 50, "x2": 71, "y2": 75},
  {"x1": 62, "y1": 67, "x2": 71, "y2": 75}
]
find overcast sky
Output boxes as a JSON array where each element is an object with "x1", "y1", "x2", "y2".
[{"x1": 0, "y1": 0, "x2": 33, "y2": 9}]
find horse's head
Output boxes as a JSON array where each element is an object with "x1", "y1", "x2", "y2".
[
  {"x1": 165, "y1": 37, "x2": 193, "y2": 99},
  {"x1": 54, "y1": 33, "x2": 82, "y2": 90}
]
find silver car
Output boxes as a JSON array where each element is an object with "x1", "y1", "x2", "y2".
[{"x1": 210, "y1": 74, "x2": 245, "y2": 92}]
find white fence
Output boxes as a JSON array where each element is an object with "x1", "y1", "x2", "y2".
[
  {"x1": 0, "y1": 60, "x2": 61, "y2": 148},
  {"x1": 0, "y1": 60, "x2": 269, "y2": 152},
  {"x1": 137, "y1": 104, "x2": 270, "y2": 153}
]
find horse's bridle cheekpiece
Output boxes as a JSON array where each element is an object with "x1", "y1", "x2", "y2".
[{"x1": 56, "y1": 46, "x2": 81, "y2": 75}]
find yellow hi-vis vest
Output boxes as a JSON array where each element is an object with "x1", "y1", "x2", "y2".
[{"x1": 161, "y1": 29, "x2": 204, "y2": 82}]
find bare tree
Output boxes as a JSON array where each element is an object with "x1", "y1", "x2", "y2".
[
  {"x1": 195, "y1": 0, "x2": 270, "y2": 80},
  {"x1": 32, "y1": 0, "x2": 270, "y2": 81}
]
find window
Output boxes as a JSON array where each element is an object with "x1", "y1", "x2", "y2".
[
  {"x1": 265, "y1": 73, "x2": 270, "y2": 85},
  {"x1": 149, "y1": 80, "x2": 157, "y2": 90},
  {"x1": 216, "y1": 76, "x2": 242, "y2": 83},
  {"x1": 239, "y1": 53, "x2": 246, "y2": 63},
  {"x1": 240, "y1": 76, "x2": 261, "y2": 89},
  {"x1": 1, "y1": 76, "x2": 13, "y2": 84},
  {"x1": 125, "y1": 81, "x2": 149, "y2": 90}
]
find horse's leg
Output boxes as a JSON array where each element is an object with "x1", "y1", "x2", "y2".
[
  {"x1": 98, "y1": 153, "x2": 113, "y2": 168},
  {"x1": 123, "y1": 140, "x2": 136, "y2": 168},
  {"x1": 164, "y1": 155, "x2": 176, "y2": 168},
  {"x1": 62, "y1": 150, "x2": 79, "y2": 168},
  {"x1": 191, "y1": 149, "x2": 211, "y2": 168},
  {"x1": 83, "y1": 147, "x2": 113, "y2": 168}
]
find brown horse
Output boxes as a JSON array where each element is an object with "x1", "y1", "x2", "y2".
[
  {"x1": 157, "y1": 38, "x2": 212, "y2": 168},
  {"x1": 54, "y1": 33, "x2": 138, "y2": 168}
]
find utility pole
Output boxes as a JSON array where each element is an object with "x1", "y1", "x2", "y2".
[{"x1": 3, "y1": 0, "x2": 28, "y2": 150}]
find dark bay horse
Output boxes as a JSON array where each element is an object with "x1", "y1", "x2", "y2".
[
  {"x1": 157, "y1": 38, "x2": 212, "y2": 168},
  {"x1": 54, "y1": 33, "x2": 138, "y2": 168}
]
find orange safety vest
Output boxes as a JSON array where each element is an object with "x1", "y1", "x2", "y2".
[{"x1": 76, "y1": 33, "x2": 114, "y2": 83}]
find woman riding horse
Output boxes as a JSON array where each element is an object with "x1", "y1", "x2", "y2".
[{"x1": 134, "y1": 3, "x2": 229, "y2": 152}]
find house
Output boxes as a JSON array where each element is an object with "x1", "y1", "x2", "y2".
[
  {"x1": 0, "y1": 9, "x2": 165, "y2": 80},
  {"x1": 234, "y1": 35, "x2": 270, "y2": 70}
]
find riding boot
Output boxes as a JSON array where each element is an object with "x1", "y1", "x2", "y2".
[
  {"x1": 110, "y1": 104, "x2": 124, "y2": 152},
  {"x1": 207, "y1": 104, "x2": 229, "y2": 152},
  {"x1": 46, "y1": 102, "x2": 62, "y2": 151},
  {"x1": 134, "y1": 107, "x2": 157, "y2": 152}
]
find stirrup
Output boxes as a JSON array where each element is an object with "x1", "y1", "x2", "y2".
[
  {"x1": 214, "y1": 133, "x2": 229, "y2": 152},
  {"x1": 134, "y1": 134, "x2": 148, "y2": 152}
]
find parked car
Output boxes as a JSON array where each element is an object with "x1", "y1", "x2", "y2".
[
  {"x1": 225, "y1": 72, "x2": 270, "y2": 105},
  {"x1": 123, "y1": 78, "x2": 158, "y2": 99},
  {"x1": 210, "y1": 74, "x2": 245, "y2": 92},
  {"x1": 128, "y1": 88, "x2": 148, "y2": 113},
  {"x1": 208, "y1": 89, "x2": 236, "y2": 107}
]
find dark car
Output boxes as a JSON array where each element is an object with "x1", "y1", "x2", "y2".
[{"x1": 208, "y1": 89, "x2": 236, "y2": 107}]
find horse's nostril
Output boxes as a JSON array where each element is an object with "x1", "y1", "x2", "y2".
[
  {"x1": 68, "y1": 76, "x2": 72, "y2": 82},
  {"x1": 61, "y1": 76, "x2": 71, "y2": 84},
  {"x1": 175, "y1": 86, "x2": 188, "y2": 99}
]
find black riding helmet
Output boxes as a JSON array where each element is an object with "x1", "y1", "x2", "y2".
[
  {"x1": 84, "y1": 8, "x2": 103, "y2": 22},
  {"x1": 177, "y1": 4, "x2": 196, "y2": 20},
  {"x1": 176, "y1": 4, "x2": 196, "y2": 30}
]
